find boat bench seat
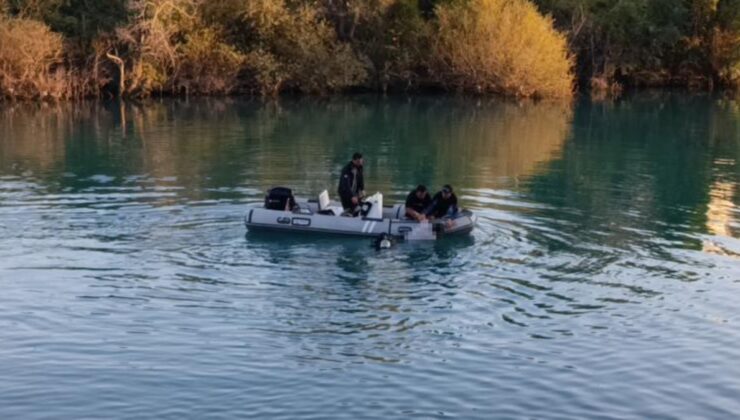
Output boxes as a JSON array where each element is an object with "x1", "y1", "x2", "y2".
[{"x1": 318, "y1": 190, "x2": 345, "y2": 216}]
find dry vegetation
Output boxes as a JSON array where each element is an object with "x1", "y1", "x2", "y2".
[
  {"x1": 2, "y1": 0, "x2": 738, "y2": 100},
  {"x1": 434, "y1": 0, "x2": 573, "y2": 98},
  {"x1": 0, "y1": 17, "x2": 68, "y2": 99},
  {"x1": 104, "y1": 0, "x2": 245, "y2": 97}
]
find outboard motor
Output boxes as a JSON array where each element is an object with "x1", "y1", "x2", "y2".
[{"x1": 265, "y1": 187, "x2": 296, "y2": 211}]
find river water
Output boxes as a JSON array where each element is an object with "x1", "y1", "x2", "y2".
[{"x1": 0, "y1": 95, "x2": 738, "y2": 419}]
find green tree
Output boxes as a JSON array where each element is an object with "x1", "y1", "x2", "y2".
[
  {"x1": 535, "y1": 0, "x2": 740, "y2": 89},
  {"x1": 341, "y1": 0, "x2": 430, "y2": 91},
  {"x1": 219, "y1": 0, "x2": 367, "y2": 95},
  {"x1": 686, "y1": 0, "x2": 740, "y2": 86},
  {"x1": 6, "y1": 0, "x2": 126, "y2": 46}
]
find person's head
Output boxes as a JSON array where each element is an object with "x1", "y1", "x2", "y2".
[
  {"x1": 352, "y1": 152, "x2": 363, "y2": 167},
  {"x1": 415, "y1": 184, "x2": 428, "y2": 199},
  {"x1": 441, "y1": 184, "x2": 453, "y2": 199}
]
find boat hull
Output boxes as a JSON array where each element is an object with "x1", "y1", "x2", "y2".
[{"x1": 244, "y1": 204, "x2": 475, "y2": 239}]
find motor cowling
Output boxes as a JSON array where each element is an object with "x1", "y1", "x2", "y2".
[{"x1": 264, "y1": 187, "x2": 295, "y2": 211}]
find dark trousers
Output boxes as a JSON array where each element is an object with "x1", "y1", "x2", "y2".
[{"x1": 340, "y1": 195, "x2": 358, "y2": 215}]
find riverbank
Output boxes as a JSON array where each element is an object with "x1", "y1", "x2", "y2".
[{"x1": 2, "y1": 0, "x2": 738, "y2": 102}]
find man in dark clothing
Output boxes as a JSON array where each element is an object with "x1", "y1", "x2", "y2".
[
  {"x1": 426, "y1": 184, "x2": 458, "y2": 219},
  {"x1": 405, "y1": 185, "x2": 432, "y2": 221},
  {"x1": 338, "y1": 152, "x2": 365, "y2": 213}
]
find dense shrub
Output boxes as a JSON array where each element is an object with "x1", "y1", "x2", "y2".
[
  {"x1": 534, "y1": 0, "x2": 740, "y2": 90},
  {"x1": 241, "y1": 0, "x2": 367, "y2": 95},
  {"x1": 339, "y1": 0, "x2": 431, "y2": 91},
  {"x1": 0, "y1": 17, "x2": 70, "y2": 99},
  {"x1": 708, "y1": 29, "x2": 740, "y2": 87},
  {"x1": 434, "y1": 0, "x2": 574, "y2": 98},
  {"x1": 7, "y1": 0, "x2": 126, "y2": 47},
  {"x1": 692, "y1": 0, "x2": 740, "y2": 87},
  {"x1": 107, "y1": 0, "x2": 245, "y2": 97},
  {"x1": 177, "y1": 28, "x2": 245, "y2": 94}
]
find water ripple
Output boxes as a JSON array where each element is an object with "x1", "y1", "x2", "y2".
[{"x1": 2, "y1": 97, "x2": 740, "y2": 419}]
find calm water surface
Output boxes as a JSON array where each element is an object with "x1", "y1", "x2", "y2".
[{"x1": 0, "y1": 95, "x2": 738, "y2": 419}]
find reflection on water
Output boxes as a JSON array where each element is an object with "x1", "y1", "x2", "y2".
[
  {"x1": 1, "y1": 95, "x2": 739, "y2": 419},
  {"x1": 705, "y1": 175, "x2": 739, "y2": 256},
  {"x1": 0, "y1": 97, "x2": 572, "y2": 203},
  {"x1": 707, "y1": 180, "x2": 737, "y2": 238}
]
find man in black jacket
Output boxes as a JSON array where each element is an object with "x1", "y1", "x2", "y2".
[
  {"x1": 338, "y1": 152, "x2": 365, "y2": 213},
  {"x1": 426, "y1": 184, "x2": 458, "y2": 219},
  {"x1": 405, "y1": 185, "x2": 432, "y2": 221}
]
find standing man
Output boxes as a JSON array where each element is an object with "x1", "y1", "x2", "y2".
[{"x1": 338, "y1": 152, "x2": 365, "y2": 214}]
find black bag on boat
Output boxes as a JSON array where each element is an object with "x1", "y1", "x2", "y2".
[{"x1": 265, "y1": 187, "x2": 296, "y2": 211}]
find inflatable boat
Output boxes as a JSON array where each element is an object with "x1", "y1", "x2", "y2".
[{"x1": 244, "y1": 188, "x2": 476, "y2": 240}]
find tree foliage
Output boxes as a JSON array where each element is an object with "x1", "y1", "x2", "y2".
[
  {"x1": 315, "y1": 0, "x2": 431, "y2": 91},
  {"x1": 239, "y1": 0, "x2": 367, "y2": 95},
  {"x1": 534, "y1": 0, "x2": 740, "y2": 89},
  {"x1": 105, "y1": 0, "x2": 244, "y2": 97},
  {"x1": 1, "y1": 0, "x2": 738, "y2": 100},
  {"x1": 7, "y1": 0, "x2": 126, "y2": 46},
  {"x1": 0, "y1": 16, "x2": 70, "y2": 99},
  {"x1": 434, "y1": 0, "x2": 574, "y2": 98}
]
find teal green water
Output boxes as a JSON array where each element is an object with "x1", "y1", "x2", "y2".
[{"x1": 0, "y1": 95, "x2": 738, "y2": 419}]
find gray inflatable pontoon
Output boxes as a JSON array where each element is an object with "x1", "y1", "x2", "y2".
[{"x1": 245, "y1": 191, "x2": 476, "y2": 240}]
